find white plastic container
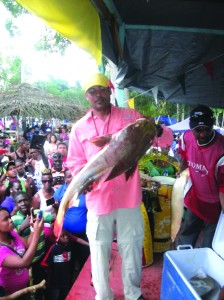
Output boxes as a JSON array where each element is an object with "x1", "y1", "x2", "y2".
[{"x1": 161, "y1": 212, "x2": 224, "y2": 299}]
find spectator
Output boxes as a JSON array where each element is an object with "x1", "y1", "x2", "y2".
[
  {"x1": 32, "y1": 169, "x2": 56, "y2": 250},
  {"x1": 41, "y1": 229, "x2": 89, "y2": 300},
  {"x1": 24, "y1": 127, "x2": 35, "y2": 142},
  {"x1": 54, "y1": 168, "x2": 89, "y2": 271},
  {"x1": 12, "y1": 191, "x2": 47, "y2": 300},
  {"x1": 49, "y1": 142, "x2": 68, "y2": 168},
  {"x1": 0, "y1": 161, "x2": 26, "y2": 204},
  {"x1": 148, "y1": 125, "x2": 178, "y2": 177},
  {"x1": 0, "y1": 180, "x2": 22, "y2": 215},
  {"x1": 46, "y1": 135, "x2": 58, "y2": 158},
  {"x1": 32, "y1": 169, "x2": 57, "y2": 215},
  {"x1": 9, "y1": 114, "x2": 17, "y2": 130},
  {"x1": 10, "y1": 138, "x2": 30, "y2": 163},
  {"x1": 40, "y1": 122, "x2": 47, "y2": 134},
  {"x1": 0, "y1": 206, "x2": 43, "y2": 297},
  {"x1": 44, "y1": 132, "x2": 51, "y2": 156},
  {"x1": 58, "y1": 127, "x2": 69, "y2": 143},
  {"x1": 0, "y1": 118, "x2": 4, "y2": 131},
  {"x1": 51, "y1": 152, "x2": 65, "y2": 189},
  {"x1": 27, "y1": 148, "x2": 50, "y2": 191},
  {"x1": 0, "y1": 141, "x2": 9, "y2": 176},
  {"x1": 15, "y1": 158, "x2": 30, "y2": 180},
  {"x1": 15, "y1": 159, "x2": 37, "y2": 198},
  {"x1": 176, "y1": 105, "x2": 224, "y2": 248}
]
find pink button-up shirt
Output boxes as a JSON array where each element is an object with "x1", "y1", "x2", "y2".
[{"x1": 67, "y1": 105, "x2": 143, "y2": 215}]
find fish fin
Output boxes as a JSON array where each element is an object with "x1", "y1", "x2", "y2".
[
  {"x1": 96, "y1": 168, "x2": 114, "y2": 185},
  {"x1": 104, "y1": 164, "x2": 137, "y2": 182},
  {"x1": 53, "y1": 217, "x2": 64, "y2": 240},
  {"x1": 89, "y1": 134, "x2": 112, "y2": 147},
  {"x1": 69, "y1": 192, "x2": 79, "y2": 207},
  {"x1": 125, "y1": 164, "x2": 137, "y2": 181},
  {"x1": 53, "y1": 191, "x2": 79, "y2": 239}
]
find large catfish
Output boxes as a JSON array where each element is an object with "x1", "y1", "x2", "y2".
[{"x1": 54, "y1": 118, "x2": 156, "y2": 238}]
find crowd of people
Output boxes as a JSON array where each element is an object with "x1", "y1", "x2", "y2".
[
  {"x1": 0, "y1": 125, "x2": 89, "y2": 299},
  {"x1": 0, "y1": 72, "x2": 223, "y2": 300}
]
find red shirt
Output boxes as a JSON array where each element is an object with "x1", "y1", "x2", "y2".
[{"x1": 178, "y1": 130, "x2": 224, "y2": 223}]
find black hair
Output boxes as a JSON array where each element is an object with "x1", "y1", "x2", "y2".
[
  {"x1": 0, "y1": 206, "x2": 10, "y2": 215},
  {"x1": 4, "y1": 180, "x2": 22, "y2": 198},
  {"x1": 64, "y1": 167, "x2": 71, "y2": 176},
  {"x1": 52, "y1": 152, "x2": 62, "y2": 159},
  {"x1": 5, "y1": 161, "x2": 15, "y2": 171},
  {"x1": 50, "y1": 134, "x2": 57, "y2": 143},
  {"x1": 0, "y1": 206, "x2": 17, "y2": 244},
  {"x1": 57, "y1": 142, "x2": 68, "y2": 150},
  {"x1": 14, "y1": 191, "x2": 28, "y2": 202},
  {"x1": 15, "y1": 158, "x2": 23, "y2": 165}
]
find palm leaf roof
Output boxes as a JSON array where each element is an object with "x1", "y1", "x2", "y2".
[{"x1": 0, "y1": 83, "x2": 86, "y2": 121}]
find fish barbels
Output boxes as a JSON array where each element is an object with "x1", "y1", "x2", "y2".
[{"x1": 54, "y1": 118, "x2": 156, "y2": 238}]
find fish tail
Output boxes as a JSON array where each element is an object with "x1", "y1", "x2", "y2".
[
  {"x1": 53, "y1": 215, "x2": 64, "y2": 240},
  {"x1": 53, "y1": 191, "x2": 80, "y2": 239}
]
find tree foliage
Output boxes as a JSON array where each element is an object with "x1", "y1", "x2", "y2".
[
  {"x1": 2, "y1": 0, "x2": 28, "y2": 17},
  {"x1": 129, "y1": 90, "x2": 177, "y2": 118},
  {"x1": 2, "y1": 0, "x2": 71, "y2": 55},
  {"x1": 34, "y1": 27, "x2": 71, "y2": 55},
  {"x1": 35, "y1": 79, "x2": 89, "y2": 109},
  {"x1": 0, "y1": 55, "x2": 22, "y2": 89},
  {"x1": 5, "y1": 18, "x2": 20, "y2": 37}
]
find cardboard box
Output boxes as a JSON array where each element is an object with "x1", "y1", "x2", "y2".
[{"x1": 161, "y1": 212, "x2": 224, "y2": 299}]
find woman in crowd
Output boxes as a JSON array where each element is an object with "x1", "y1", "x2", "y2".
[
  {"x1": 58, "y1": 127, "x2": 69, "y2": 143},
  {"x1": 43, "y1": 131, "x2": 51, "y2": 157},
  {"x1": 46, "y1": 135, "x2": 58, "y2": 158},
  {"x1": 0, "y1": 207, "x2": 43, "y2": 297}
]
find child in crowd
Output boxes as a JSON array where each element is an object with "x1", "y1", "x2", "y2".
[{"x1": 41, "y1": 229, "x2": 89, "y2": 300}]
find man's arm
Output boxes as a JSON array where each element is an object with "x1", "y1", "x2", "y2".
[{"x1": 178, "y1": 157, "x2": 188, "y2": 175}]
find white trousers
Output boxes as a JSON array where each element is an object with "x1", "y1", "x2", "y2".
[{"x1": 86, "y1": 206, "x2": 144, "y2": 300}]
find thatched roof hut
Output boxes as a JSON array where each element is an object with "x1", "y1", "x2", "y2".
[{"x1": 0, "y1": 83, "x2": 86, "y2": 121}]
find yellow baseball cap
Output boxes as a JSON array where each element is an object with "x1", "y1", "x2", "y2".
[{"x1": 84, "y1": 73, "x2": 110, "y2": 94}]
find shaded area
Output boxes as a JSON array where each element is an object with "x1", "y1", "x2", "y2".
[{"x1": 15, "y1": 0, "x2": 224, "y2": 108}]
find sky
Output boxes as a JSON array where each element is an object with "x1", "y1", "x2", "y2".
[{"x1": 0, "y1": 2, "x2": 98, "y2": 86}]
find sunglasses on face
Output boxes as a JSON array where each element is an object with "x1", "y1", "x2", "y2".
[
  {"x1": 42, "y1": 179, "x2": 53, "y2": 184},
  {"x1": 87, "y1": 86, "x2": 109, "y2": 95}
]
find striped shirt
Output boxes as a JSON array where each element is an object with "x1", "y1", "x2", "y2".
[{"x1": 12, "y1": 211, "x2": 46, "y2": 262}]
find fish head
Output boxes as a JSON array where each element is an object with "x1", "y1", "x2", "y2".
[{"x1": 123, "y1": 118, "x2": 156, "y2": 145}]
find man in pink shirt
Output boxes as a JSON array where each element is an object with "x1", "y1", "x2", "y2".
[
  {"x1": 67, "y1": 73, "x2": 154, "y2": 300},
  {"x1": 176, "y1": 105, "x2": 224, "y2": 248}
]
